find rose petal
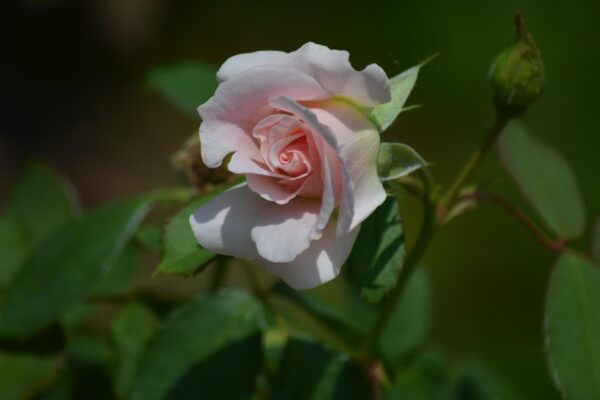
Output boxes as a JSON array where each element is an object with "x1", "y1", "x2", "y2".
[
  {"x1": 250, "y1": 198, "x2": 321, "y2": 262},
  {"x1": 269, "y1": 96, "x2": 342, "y2": 238},
  {"x1": 259, "y1": 222, "x2": 360, "y2": 290},
  {"x1": 228, "y1": 151, "x2": 278, "y2": 177},
  {"x1": 311, "y1": 101, "x2": 387, "y2": 233},
  {"x1": 293, "y1": 42, "x2": 391, "y2": 107},
  {"x1": 198, "y1": 66, "x2": 329, "y2": 168},
  {"x1": 216, "y1": 42, "x2": 391, "y2": 107},
  {"x1": 245, "y1": 173, "x2": 298, "y2": 205},
  {"x1": 217, "y1": 50, "x2": 289, "y2": 82},
  {"x1": 189, "y1": 184, "x2": 261, "y2": 260}
]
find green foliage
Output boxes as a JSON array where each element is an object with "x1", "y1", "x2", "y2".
[
  {"x1": 8, "y1": 162, "x2": 78, "y2": 247},
  {"x1": 347, "y1": 197, "x2": 406, "y2": 303},
  {"x1": 0, "y1": 197, "x2": 153, "y2": 338},
  {"x1": 0, "y1": 214, "x2": 28, "y2": 288},
  {"x1": 0, "y1": 162, "x2": 77, "y2": 287},
  {"x1": 384, "y1": 350, "x2": 452, "y2": 399},
  {"x1": 269, "y1": 338, "x2": 370, "y2": 400},
  {"x1": 271, "y1": 283, "x2": 366, "y2": 348},
  {"x1": 498, "y1": 122, "x2": 585, "y2": 239},
  {"x1": 368, "y1": 64, "x2": 421, "y2": 131},
  {"x1": 384, "y1": 351, "x2": 521, "y2": 400},
  {"x1": 91, "y1": 244, "x2": 138, "y2": 297},
  {"x1": 545, "y1": 252, "x2": 600, "y2": 400},
  {"x1": 593, "y1": 218, "x2": 600, "y2": 262},
  {"x1": 166, "y1": 334, "x2": 262, "y2": 400},
  {"x1": 0, "y1": 353, "x2": 62, "y2": 400},
  {"x1": 111, "y1": 301, "x2": 157, "y2": 398},
  {"x1": 380, "y1": 267, "x2": 431, "y2": 361},
  {"x1": 157, "y1": 195, "x2": 219, "y2": 276},
  {"x1": 130, "y1": 290, "x2": 266, "y2": 400},
  {"x1": 147, "y1": 62, "x2": 218, "y2": 116},
  {"x1": 377, "y1": 143, "x2": 427, "y2": 182},
  {"x1": 135, "y1": 224, "x2": 163, "y2": 253},
  {"x1": 452, "y1": 363, "x2": 522, "y2": 400}
]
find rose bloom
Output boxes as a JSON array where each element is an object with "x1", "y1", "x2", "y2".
[{"x1": 190, "y1": 42, "x2": 390, "y2": 289}]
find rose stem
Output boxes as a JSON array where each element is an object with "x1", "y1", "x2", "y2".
[
  {"x1": 459, "y1": 191, "x2": 565, "y2": 253},
  {"x1": 437, "y1": 113, "x2": 509, "y2": 223},
  {"x1": 364, "y1": 111, "x2": 510, "y2": 359}
]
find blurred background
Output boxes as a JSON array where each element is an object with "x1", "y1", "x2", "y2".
[{"x1": 1, "y1": 0, "x2": 599, "y2": 398}]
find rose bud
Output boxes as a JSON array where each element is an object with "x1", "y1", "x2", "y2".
[{"x1": 490, "y1": 9, "x2": 545, "y2": 117}]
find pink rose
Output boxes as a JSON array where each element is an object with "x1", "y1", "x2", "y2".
[{"x1": 190, "y1": 42, "x2": 389, "y2": 289}]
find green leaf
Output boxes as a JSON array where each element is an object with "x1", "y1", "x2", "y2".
[
  {"x1": 545, "y1": 252, "x2": 600, "y2": 400},
  {"x1": 0, "y1": 197, "x2": 153, "y2": 338},
  {"x1": 592, "y1": 217, "x2": 600, "y2": 262},
  {"x1": 269, "y1": 338, "x2": 370, "y2": 400},
  {"x1": 347, "y1": 197, "x2": 406, "y2": 303},
  {"x1": 380, "y1": 267, "x2": 431, "y2": 361},
  {"x1": 147, "y1": 62, "x2": 218, "y2": 116},
  {"x1": 135, "y1": 224, "x2": 163, "y2": 253},
  {"x1": 0, "y1": 353, "x2": 62, "y2": 400},
  {"x1": 91, "y1": 243, "x2": 138, "y2": 297},
  {"x1": 157, "y1": 195, "x2": 219, "y2": 276},
  {"x1": 130, "y1": 290, "x2": 266, "y2": 400},
  {"x1": 368, "y1": 63, "x2": 421, "y2": 131},
  {"x1": 0, "y1": 163, "x2": 78, "y2": 286},
  {"x1": 498, "y1": 122, "x2": 585, "y2": 239},
  {"x1": 166, "y1": 334, "x2": 262, "y2": 400},
  {"x1": 0, "y1": 214, "x2": 28, "y2": 287},
  {"x1": 377, "y1": 143, "x2": 427, "y2": 181},
  {"x1": 9, "y1": 162, "x2": 78, "y2": 247},
  {"x1": 111, "y1": 301, "x2": 157, "y2": 398}
]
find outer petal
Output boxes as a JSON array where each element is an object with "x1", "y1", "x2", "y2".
[
  {"x1": 189, "y1": 184, "x2": 261, "y2": 260},
  {"x1": 259, "y1": 222, "x2": 360, "y2": 290},
  {"x1": 198, "y1": 66, "x2": 329, "y2": 168},
  {"x1": 215, "y1": 42, "x2": 391, "y2": 107},
  {"x1": 292, "y1": 42, "x2": 391, "y2": 107},
  {"x1": 311, "y1": 101, "x2": 387, "y2": 233},
  {"x1": 217, "y1": 50, "x2": 289, "y2": 82},
  {"x1": 250, "y1": 198, "x2": 321, "y2": 262}
]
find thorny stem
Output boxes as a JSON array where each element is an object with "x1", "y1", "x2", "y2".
[
  {"x1": 365, "y1": 112, "x2": 511, "y2": 361},
  {"x1": 437, "y1": 113, "x2": 510, "y2": 223},
  {"x1": 461, "y1": 191, "x2": 565, "y2": 253}
]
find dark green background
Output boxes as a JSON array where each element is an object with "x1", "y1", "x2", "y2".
[{"x1": 1, "y1": 1, "x2": 598, "y2": 398}]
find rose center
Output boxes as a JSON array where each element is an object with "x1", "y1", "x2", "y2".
[{"x1": 275, "y1": 137, "x2": 310, "y2": 177}]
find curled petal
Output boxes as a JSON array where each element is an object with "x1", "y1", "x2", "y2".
[
  {"x1": 311, "y1": 101, "x2": 387, "y2": 233},
  {"x1": 245, "y1": 173, "x2": 298, "y2": 204},
  {"x1": 198, "y1": 66, "x2": 329, "y2": 168}
]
